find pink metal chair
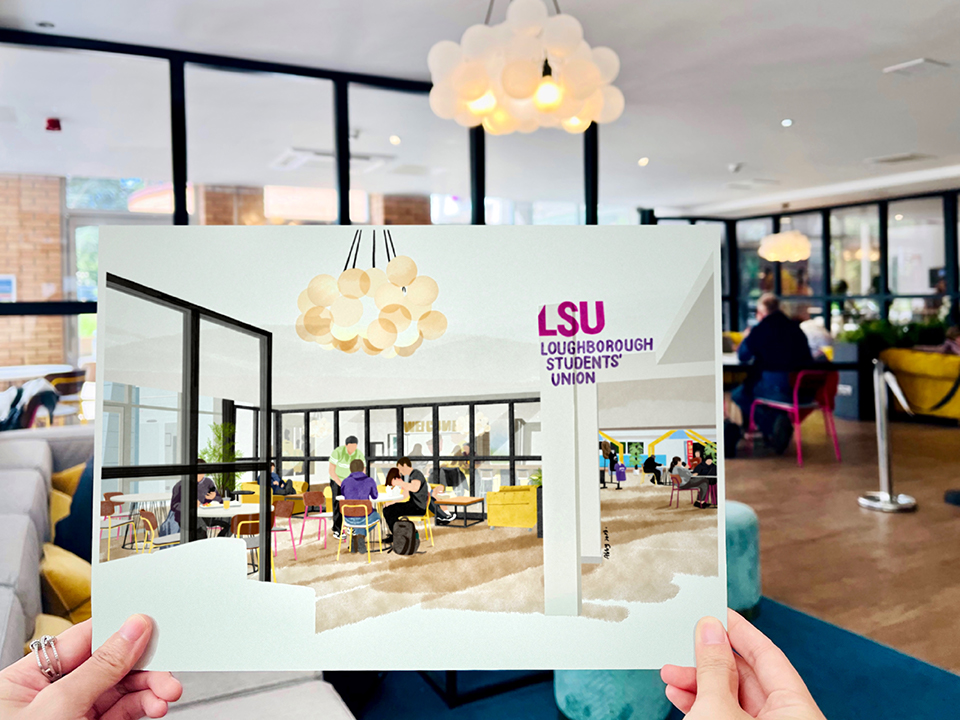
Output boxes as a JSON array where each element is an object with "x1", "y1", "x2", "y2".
[
  {"x1": 298, "y1": 491, "x2": 331, "y2": 548},
  {"x1": 668, "y1": 473, "x2": 696, "y2": 508},
  {"x1": 748, "y1": 370, "x2": 842, "y2": 468},
  {"x1": 271, "y1": 500, "x2": 298, "y2": 560}
]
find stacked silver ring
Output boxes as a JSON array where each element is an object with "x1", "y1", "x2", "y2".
[{"x1": 29, "y1": 635, "x2": 63, "y2": 682}]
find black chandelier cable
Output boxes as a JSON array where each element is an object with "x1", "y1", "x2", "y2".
[
  {"x1": 343, "y1": 228, "x2": 361, "y2": 272},
  {"x1": 485, "y1": 0, "x2": 561, "y2": 25},
  {"x1": 351, "y1": 229, "x2": 362, "y2": 269},
  {"x1": 372, "y1": 229, "x2": 376, "y2": 269},
  {"x1": 343, "y1": 228, "x2": 400, "y2": 272},
  {"x1": 387, "y1": 229, "x2": 398, "y2": 261}
]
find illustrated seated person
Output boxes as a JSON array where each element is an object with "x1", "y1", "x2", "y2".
[
  {"x1": 270, "y1": 461, "x2": 296, "y2": 496},
  {"x1": 340, "y1": 459, "x2": 380, "y2": 553},
  {"x1": 386, "y1": 466, "x2": 454, "y2": 525},
  {"x1": 669, "y1": 456, "x2": 716, "y2": 509},
  {"x1": 382, "y1": 456, "x2": 432, "y2": 543},
  {"x1": 643, "y1": 454, "x2": 664, "y2": 485},
  {"x1": 436, "y1": 442, "x2": 470, "y2": 492},
  {"x1": 169, "y1": 458, "x2": 231, "y2": 540}
]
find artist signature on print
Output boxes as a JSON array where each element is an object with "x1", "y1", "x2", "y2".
[{"x1": 603, "y1": 526, "x2": 611, "y2": 559}]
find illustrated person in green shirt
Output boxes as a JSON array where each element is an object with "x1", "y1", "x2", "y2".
[{"x1": 328, "y1": 435, "x2": 365, "y2": 538}]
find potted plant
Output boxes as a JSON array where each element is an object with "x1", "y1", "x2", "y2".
[
  {"x1": 529, "y1": 468, "x2": 544, "y2": 539},
  {"x1": 199, "y1": 422, "x2": 243, "y2": 501}
]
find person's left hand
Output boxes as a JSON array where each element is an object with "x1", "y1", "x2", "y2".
[
  {"x1": 205, "y1": 491, "x2": 216, "y2": 501},
  {"x1": 0, "y1": 615, "x2": 182, "y2": 719}
]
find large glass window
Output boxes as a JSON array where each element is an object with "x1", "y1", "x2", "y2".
[
  {"x1": 737, "y1": 218, "x2": 775, "y2": 301},
  {"x1": 514, "y1": 402, "x2": 542, "y2": 456},
  {"x1": 309, "y1": 411, "x2": 334, "y2": 457},
  {"x1": 282, "y1": 413, "x2": 305, "y2": 457},
  {"x1": 780, "y1": 213, "x2": 823, "y2": 298},
  {"x1": 338, "y1": 409, "x2": 365, "y2": 450},
  {"x1": 368, "y1": 409, "x2": 398, "y2": 459},
  {"x1": 402, "y1": 407, "x2": 433, "y2": 458},
  {"x1": 831, "y1": 206, "x2": 880, "y2": 296},
  {"x1": 438, "y1": 405, "x2": 470, "y2": 457},
  {"x1": 888, "y1": 199, "x2": 945, "y2": 297},
  {"x1": 475, "y1": 403, "x2": 510, "y2": 456}
]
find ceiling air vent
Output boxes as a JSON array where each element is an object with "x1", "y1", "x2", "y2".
[
  {"x1": 270, "y1": 148, "x2": 393, "y2": 173},
  {"x1": 882, "y1": 58, "x2": 949, "y2": 76},
  {"x1": 865, "y1": 152, "x2": 934, "y2": 165}
]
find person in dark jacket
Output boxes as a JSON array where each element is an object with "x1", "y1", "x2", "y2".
[
  {"x1": 643, "y1": 455, "x2": 663, "y2": 484},
  {"x1": 732, "y1": 294, "x2": 813, "y2": 453},
  {"x1": 169, "y1": 459, "x2": 230, "y2": 540},
  {"x1": 270, "y1": 462, "x2": 295, "y2": 495}
]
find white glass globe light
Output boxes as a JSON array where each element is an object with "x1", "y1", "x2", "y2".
[
  {"x1": 450, "y1": 61, "x2": 490, "y2": 102},
  {"x1": 428, "y1": 40, "x2": 463, "y2": 82},
  {"x1": 461, "y1": 24, "x2": 498, "y2": 60},
  {"x1": 483, "y1": 107, "x2": 520, "y2": 135},
  {"x1": 537, "y1": 110, "x2": 561, "y2": 127},
  {"x1": 533, "y1": 75, "x2": 563, "y2": 111},
  {"x1": 592, "y1": 46, "x2": 620, "y2": 84},
  {"x1": 501, "y1": 59, "x2": 542, "y2": 99},
  {"x1": 597, "y1": 85, "x2": 625, "y2": 123},
  {"x1": 561, "y1": 115, "x2": 590, "y2": 133},
  {"x1": 506, "y1": 0, "x2": 549, "y2": 37},
  {"x1": 454, "y1": 107, "x2": 484, "y2": 127},
  {"x1": 578, "y1": 88, "x2": 604, "y2": 122},
  {"x1": 569, "y1": 41, "x2": 593, "y2": 64},
  {"x1": 561, "y1": 58, "x2": 602, "y2": 99},
  {"x1": 541, "y1": 14, "x2": 583, "y2": 58},
  {"x1": 517, "y1": 117, "x2": 539, "y2": 133},
  {"x1": 502, "y1": 94, "x2": 538, "y2": 120},
  {"x1": 467, "y1": 90, "x2": 498, "y2": 116},
  {"x1": 505, "y1": 34, "x2": 543, "y2": 62},
  {"x1": 429, "y1": 83, "x2": 460, "y2": 120},
  {"x1": 552, "y1": 89, "x2": 584, "y2": 118}
]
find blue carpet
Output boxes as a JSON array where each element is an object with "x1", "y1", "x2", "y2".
[{"x1": 359, "y1": 597, "x2": 960, "y2": 719}]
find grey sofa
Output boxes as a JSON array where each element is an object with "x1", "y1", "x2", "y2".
[{"x1": 0, "y1": 424, "x2": 94, "y2": 669}]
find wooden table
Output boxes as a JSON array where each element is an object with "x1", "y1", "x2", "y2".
[
  {"x1": 435, "y1": 496, "x2": 485, "y2": 527},
  {"x1": 0, "y1": 364, "x2": 73, "y2": 383}
]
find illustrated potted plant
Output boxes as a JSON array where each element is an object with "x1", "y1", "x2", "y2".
[
  {"x1": 529, "y1": 468, "x2": 544, "y2": 539},
  {"x1": 199, "y1": 422, "x2": 243, "y2": 501}
]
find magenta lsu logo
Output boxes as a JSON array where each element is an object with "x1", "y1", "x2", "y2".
[{"x1": 538, "y1": 301, "x2": 605, "y2": 337}]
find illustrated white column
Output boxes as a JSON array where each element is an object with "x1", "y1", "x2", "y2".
[{"x1": 576, "y1": 381, "x2": 602, "y2": 564}]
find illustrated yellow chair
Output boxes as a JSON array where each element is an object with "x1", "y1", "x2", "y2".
[
  {"x1": 131, "y1": 509, "x2": 179, "y2": 555},
  {"x1": 400, "y1": 495, "x2": 435, "y2": 548},
  {"x1": 338, "y1": 500, "x2": 383, "y2": 564},
  {"x1": 234, "y1": 512, "x2": 277, "y2": 582},
  {"x1": 239, "y1": 480, "x2": 309, "y2": 514}
]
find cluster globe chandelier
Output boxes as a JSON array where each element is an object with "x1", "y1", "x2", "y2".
[
  {"x1": 427, "y1": 0, "x2": 624, "y2": 135},
  {"x1": 758, "y1": 230, "x2": 812, "y2": 263},
  {"x1": 295, "y1": 230, "x2": 447, "y2": 357}
]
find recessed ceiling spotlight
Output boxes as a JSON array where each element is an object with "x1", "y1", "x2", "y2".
[
  {"x1": 389, "y1": 135, "x2": 401, "y2": 146},
  {"x1": 894, "y1": 213, "x2": 904, "y2": 221},
  {"x1": 36, "y1": 21, "x2": 55, "y2": 28},
  {"x1": 637, "y1": 157, "x2": 649, "y2": 167},
  {"x1": 781, "y1": 118, "x2": 793, "y2": 127}
]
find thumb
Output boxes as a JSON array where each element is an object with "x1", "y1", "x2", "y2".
[
  {"x1": 45, "y1": 614, "x2": 153, "y2": 713},
  {"x1": 693, "y1": 616, "x2": 739, "y2": 707}
]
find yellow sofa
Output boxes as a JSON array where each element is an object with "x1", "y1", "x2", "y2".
[
  {"x1": 880, "y1": 348, "x2": 960, "y2": 420},
  {"x1": 486, "y1": 486, "x2": 538, "y2": 529},
  {"x1": 239, "y1": 480, "x2": 309, "y2": 515}
]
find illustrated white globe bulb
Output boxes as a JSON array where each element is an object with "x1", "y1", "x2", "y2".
[
  {"x1": 501, "y1": 59, "x2": 542, "y2": 99},
  {"x1": 542, "y1": 14, "x2": 583, "y2": 59},
  {"x1": 597, "y1": 85, "x2": 625, "y2": 123},
  {"x1": 592, "y1": 46, "x2": 621, "y2": 84},
  {"x1": 533, "y1": 75, "x2": 563, "y2": 111},
  {"x1": 506, "y1": 0, "x2": 549, "y2": 37},
  {"x1": 427, "y1": 40, "x2": 463, "y2": 82}
]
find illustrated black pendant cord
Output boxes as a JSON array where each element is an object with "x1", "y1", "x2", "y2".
[
  {"x1": 342, "y1": 228, "x2": 399, "y2": 272},
  {"x1": 343, "y1": 228, "x2": 361, "y2": 272}
]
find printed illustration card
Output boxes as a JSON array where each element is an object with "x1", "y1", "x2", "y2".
[{"x1": 93, "y1": 225, "x2": 726, "y2": 670}]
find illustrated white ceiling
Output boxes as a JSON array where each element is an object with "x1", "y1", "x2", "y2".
[{"x1": 1, "y1": 0, "x2": 958, "y2": 216}]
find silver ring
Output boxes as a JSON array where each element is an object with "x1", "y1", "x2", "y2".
[{"x1": 29, "y1": 635, "x2": 63, "y2": 682}]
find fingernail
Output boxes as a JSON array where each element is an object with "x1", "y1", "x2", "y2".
[
  {"x1": 699, "y1": 617, "x2": 726, "y2": 645},
  {"x1": 119, "y1": 615, "x2": 147, "y2": 642}
]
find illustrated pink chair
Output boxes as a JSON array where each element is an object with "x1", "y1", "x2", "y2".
[
  {"x1": 298, "y1": 491, "x2": 331, "y2": 549},
  {"x1": 271, "y1": 500, "x2": 298, "y2": 560},
  {"x1": 668, "y1": 474, "x2": 696, "y2": 508},
  {"x1": 748, "y1": 370, "x2": 842, "y2": 468}
]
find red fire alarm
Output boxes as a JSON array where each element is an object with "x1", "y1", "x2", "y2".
[{"x1": 45, "y1": 118, "x2": 61, "y2": 131}]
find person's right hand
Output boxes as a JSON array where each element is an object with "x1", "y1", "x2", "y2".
[
  {"x1": 205, "y1": 491, "x2": 216, "y2": 501},
  {"x1": 660, "y1": 610, "x2": 826, "y2": 720}
]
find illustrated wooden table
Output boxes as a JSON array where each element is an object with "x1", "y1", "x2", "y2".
[{"x1": 435, "y1": 496, "x2": 486, "y2": 527}]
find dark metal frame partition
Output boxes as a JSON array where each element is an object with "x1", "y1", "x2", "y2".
[
  {"x1": 100, "y1": 273, "x2": 274, "y2": 581},
  {"x1": 274, "y1": 397, "x2": 542, "y2": 513}
]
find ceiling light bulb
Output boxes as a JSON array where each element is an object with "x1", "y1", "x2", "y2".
[
  {"x1": 637, "y1": 157, "x2": 649, "y2": 167},
  {"x1": 533, "y1": 76, "x2": 563, "y2": 112},
  {"x1": 467, "y1": 90, "x2": 498, "y2": 115},
  {"x1": 781, "y1": 118, "x2": 793, "y2": 127},
  {"x1": 894, "y1": 213, "x2": 903, "y2": 221},
  {"x1": 389, "y1": 135, "x2": 401, "y2": 145}
]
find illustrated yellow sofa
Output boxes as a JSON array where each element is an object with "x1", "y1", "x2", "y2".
[
  {"x1": 239, "y1": 480, "x2": 309, "y2": 515},
  {"x1": 880, "y1": 348, "x2": 960, "y2": 420},
  {"x1": 486, "y1": 486, "x2": 538, "y2": 529}
]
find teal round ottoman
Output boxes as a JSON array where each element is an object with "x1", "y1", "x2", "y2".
[
  {"x1": 725, "y1": 500, "x2": 761, "y2": 616},
  {"x1": 555, "y1": 670, "x2": 671, "y2": 720}
]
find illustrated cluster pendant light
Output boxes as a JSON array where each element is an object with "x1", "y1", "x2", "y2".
[
  {"x1": 295, "y1": 230, "x2": 447, "y2": 357},
  {"x1": 428, "y1": 0, "x2": 624, "y2": 135}
]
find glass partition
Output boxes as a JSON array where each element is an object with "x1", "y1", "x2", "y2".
[
  {"x1": 831, "y1": 205, "x2": 880, "y2": 296},
  {"x1": 888, "y1": 198, "x2": 945, "y2": 297}
]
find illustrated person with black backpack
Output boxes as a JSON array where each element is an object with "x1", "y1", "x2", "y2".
[{"x1": 382, "y1": 457, "x2": 429, "y2": 544}]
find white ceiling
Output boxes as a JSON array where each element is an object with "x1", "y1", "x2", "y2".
[{"x1": 1, "y1": 0, "x2": 959, "y2": 216}]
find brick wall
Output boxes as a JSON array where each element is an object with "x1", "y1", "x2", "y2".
[
  {"x1": 0, "y1": 174, "x2": 64, "y2": 368},
  {"x1": 382, "y1": 195, "x2": 431, "y2": 225},
  {"x1": 199, "y1": 186, "x2": 266, "y2": 225}
]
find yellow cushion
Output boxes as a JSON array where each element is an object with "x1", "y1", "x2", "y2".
[
  {"x1": 51, "y1": 462, "x2": 86, "y2": 496},
  {"x1": 39, "y1": 544, "x2": 92, "y2": 624},
  {"x1": 49, "y1": 489, "x2": 73, "y2": 541},
  {"x1": 24, "y1": 614, "x2": 74, "y2": 655}
]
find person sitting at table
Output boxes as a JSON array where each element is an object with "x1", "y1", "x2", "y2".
[
  {"x1": 668, "y1": 456, "x2": 714, "y2": 509},
  {"x1": 340, "y1": 459, "x2": 379, "y2": 554},
  {"x1": 732, "y1": 293, "x2": 813, "y2": 455},
  {"x1": 385, "y1": 467, "x2": 455, "y2": 524},
  {"x1": 169, "y1": 459, "x2": 231, "y2": 540},
  {"x1": 382, "y1": 457, "x2": 431, "y2": 542},
  {"x1": 437, "y1": 442, "x2": 471, "y2": 492},
  {"x1": 643, "y1": 454, "x2": 664, "y2": 485},
  {"x1": 270, "y1": 462, "x2": 295, "y2": 496}
]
